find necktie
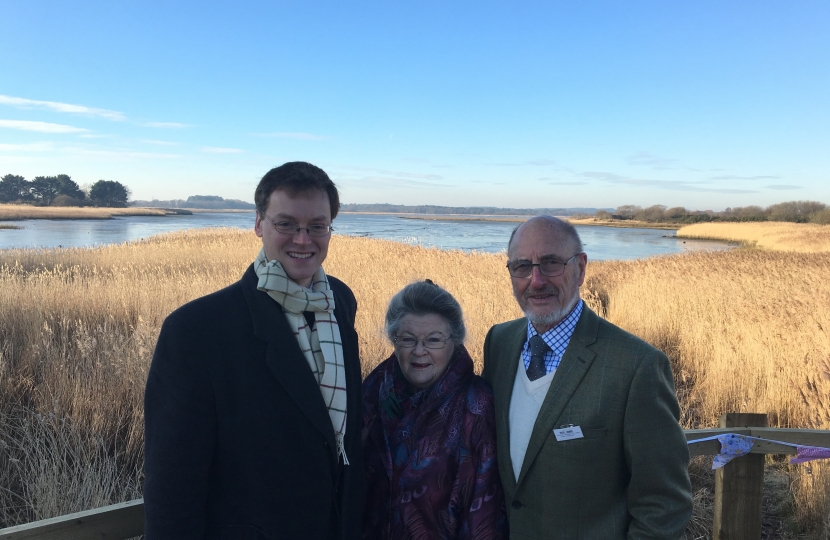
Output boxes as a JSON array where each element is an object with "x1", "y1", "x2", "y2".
[{"x1": 526, "y1": 334, "x2": 550, "y2": 381}]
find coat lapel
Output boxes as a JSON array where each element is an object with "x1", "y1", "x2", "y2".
[
  {"x1": 494, "y1": 321, "x2": 526, "y2": 494},
  {"x1": 516, "y1": 305, "x2": 600, "y2": 487},
  {"x1": 240, "y1": 266, "x2": 337, "y2": 455}
]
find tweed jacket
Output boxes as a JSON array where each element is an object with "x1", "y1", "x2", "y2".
[
  {"x1": 481, "y1": 305, "x2": 692, "y2": 540},
  {"x1": 144, "y1": 264, "x2": 364, "y2": 540}
]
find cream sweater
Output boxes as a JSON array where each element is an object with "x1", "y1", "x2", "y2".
[{"x1": 508, "y1": 356, "x2": 556, "y2": 481}]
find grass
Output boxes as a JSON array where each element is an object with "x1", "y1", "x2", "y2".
[
  {"x1": 0, "y1": 204, "x2": 176, "y2": 221},
  {"x1": 1, "y1": 222, "x2": 829, "y2": 536},
  {"x1": 677, "y1": 221, "x2": 830, "y2": 252}
]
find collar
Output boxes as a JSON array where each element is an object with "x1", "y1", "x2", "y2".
[{"x1": 525, "y1": 299, "x2": 584, "y2": 355}]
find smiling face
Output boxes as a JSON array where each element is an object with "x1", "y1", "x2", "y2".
[
  {"x1": 254, "y1": 188, "x2": 331, "y2": 287},
  {"x1": 394, "y1": 313, "x2": 456, "y2": 391},
  {"x1": 508, "y1": 218, "x2": 587, "y2": 333}
]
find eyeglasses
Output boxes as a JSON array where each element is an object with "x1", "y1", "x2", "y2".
[
  {"x1": 262, "y1": 214, "x2": 333, "y2": 237},
  {"x1": 506, "y1": 254, "x2": 581, "y2": 278},
  {"x1": 394, "y1": 336, "x2": 450, "y2": 350}
]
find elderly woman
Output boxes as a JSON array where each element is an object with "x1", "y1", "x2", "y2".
[{"x1": 362, "y1": 280, "x2": 506, "y2": 540}]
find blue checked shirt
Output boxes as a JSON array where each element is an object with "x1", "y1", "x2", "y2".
[{"x1": 522, "y1": 299, "x2": 584, "y2": 376}]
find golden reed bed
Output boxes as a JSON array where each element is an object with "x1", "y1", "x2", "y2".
[
  {"x1": 678, "y1": 221, "x2": 830, "y2": 252},
  {"x1": 1, "y1": 224, "x2": 829, "y2": 535},
  {"x1": 0, "y1": 204, "x2": 170, "y2": 220}
]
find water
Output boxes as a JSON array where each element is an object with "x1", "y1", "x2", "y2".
[{"x1": 0, "y1": 212, "x2": 733, "y2": 260}]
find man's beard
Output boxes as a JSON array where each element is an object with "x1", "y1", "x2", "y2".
[{"x1": 522, "y1": 287, "x2": 579, "y2": 328}]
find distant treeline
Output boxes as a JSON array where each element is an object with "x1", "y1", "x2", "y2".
[
  {"x1": 0, "y1": 173, "x2": 130, "y2": 208},
  {"x1": 131, "y1": 195, "x2": 255, "y2": 210},
  {"x1": 594, "y1": 201, "x2": 830, "y2": 225},
  {"x1": 340, "y1": 203, "x2": 607, "y2": 216}
]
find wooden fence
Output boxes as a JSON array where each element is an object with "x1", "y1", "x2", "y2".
[
  {"x1": 2, "y1": 413, "x2": 830, "y2": 540},
  {"x1": 0, "y1": 499, "x2": 143, "y2": 540}
]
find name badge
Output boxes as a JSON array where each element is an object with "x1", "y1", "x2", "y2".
[{"x1": 553, "y1": 426, "x2": 584, "y2": 441}]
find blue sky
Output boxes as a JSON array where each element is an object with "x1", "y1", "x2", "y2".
[{"x1": 1, "y1": 1, "x2": 828, "y2": 210}]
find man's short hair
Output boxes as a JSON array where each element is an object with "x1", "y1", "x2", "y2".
[
  {"x1": 508, "y1": 215, "x2": 584, "y2": 253},
  {"x1": 255, "y1": 162, "x2": 340, "y2": 220}
]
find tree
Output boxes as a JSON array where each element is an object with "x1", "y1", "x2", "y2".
[
  {"x1": 0, "y1": 174, "x2": 31, "y2": 203},
  {"x1": 55, "y1": 174, "x2": 85, "y2": 201},
  {"x1": 665, "y1": 207, "x2": 687, "y2": 220},
  {"x1": 766, "y1": 200, "x2": 827, "y2": 223},
  {"x1": 733, "y1": 205, "x2": 766, "y2": 221},
  {"x1": 89, "y1": 180, "x2": 130, "y2": 207},
  {"x1": 30, "y1": 176, "x2": 62, "y2": 205},
  {"x1": 810, "y1": 209, "x2": 830, "y2": 225},
  {"x1": 614, "y1": 205, "x2": 642, "y2": 219},
  {"x1": 638, "y1": 205, "x2": 667, "y2": 222}
]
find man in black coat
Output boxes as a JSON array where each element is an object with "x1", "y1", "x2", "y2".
[{"x1": 144, "y1": 162, "x2": 364, "y2": 539}]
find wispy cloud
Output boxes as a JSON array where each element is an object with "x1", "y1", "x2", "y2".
[
  {"x1": 0, "y1": 139, "x2": 182, "y2": 160},
  {"x1": 0, "y1": 119, "x2": 89, "y2": 133},
  {"x1": 63, "y1": 147, "x2": 182, "y2": 160},
  {"x1": 0, "y1": 94, "x2": 126, "y2": 121},
  {"x1": 141, "y1": 139, "x2": 179, "y2": 146},
  {"x1": 202, "y1": 146, "x2": 244, "y2": 154},
  {"x1": 0, "y1": 142, "x2": 54, "y2": 152},
  {"x1": 338, "y1": 166, "x2": 444, "y2": 181},
  {"x1": 708, "y1": 175, "x2": 781, "y2": 180},
  {"x1": 526, "y1": 159, "x2": 559, "y2": 166},
  {"x1": 627, "y1": 151, "x2": 680, "y2": 169},
  {"x1": 347, "y1": 176, "x2": 454, "y2": 189},
  {"x1": 765, "y1": 184, "x2": 803, "y2": 190},
  {"x1": 142, "y1": 121, "x2": 188, "y2": 128},
  {"x1": 540, "y1": 179, "x2": 589, "y2": 186},
  {"x1": 485, "y1": 159, "x2": 573, "y2": 173},
  {"x1": 581, "y1": 171, "x2": 758, "y2": 194},
  {"x1": 256, "y1": 131, "x2": 331, "y2": 141}
]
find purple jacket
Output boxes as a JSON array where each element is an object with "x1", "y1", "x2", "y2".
[{"x1": 362, "y1": 345, "x2": 507, "y2": 540}]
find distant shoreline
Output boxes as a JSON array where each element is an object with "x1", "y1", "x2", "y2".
[
  {"x1": 386, "y1": 213, "x2": 680, "y2": 230},
  {"x1": 0, "y1": 205, "x2": 249, "y2": 222}
]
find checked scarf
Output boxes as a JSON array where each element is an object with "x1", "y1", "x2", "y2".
[{"x1": 254, "y1": 248, "x2": 349, "y2": 464}]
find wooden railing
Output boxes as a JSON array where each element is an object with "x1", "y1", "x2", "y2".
[
  {"x1": 0, "y1": 499, "x2": 143, "y2": 540},
  {"x1": 687, "y1": 412, "x2": 830, "y2": 540},
  {"x1": 2, "y1": 413, "x2": 829, "y2": 540}
]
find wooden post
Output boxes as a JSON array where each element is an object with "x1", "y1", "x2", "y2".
[{"x1": 713, "y1": 413, "x2": 768, "y2": 540}]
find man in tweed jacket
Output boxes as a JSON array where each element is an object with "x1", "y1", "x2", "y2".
[{"x1": 482, "y1": 216, "x2": 692, "y2": 539}]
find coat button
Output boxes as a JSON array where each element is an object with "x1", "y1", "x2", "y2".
[{"x1": 512, "y1": 500, "x2": 522, "y2": 509}]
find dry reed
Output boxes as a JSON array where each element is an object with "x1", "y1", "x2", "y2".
[
  {"x1": 677, "y1": 221, "x2": 830, "y2": 252},
  {"x1": 1, "y1": 224, "x2": 829, "y2": 535},
  {"x1": 0, "y1": 204, "x2": 170, "y2": 221}
]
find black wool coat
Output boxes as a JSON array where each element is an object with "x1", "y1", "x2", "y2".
[{"x1": 144, "y1": 264, "x2": 364, "y2": 540}]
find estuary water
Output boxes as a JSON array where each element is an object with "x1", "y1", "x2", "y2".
[{"x1": 0, "y1": 212, "x2": 733, "y2": 260}]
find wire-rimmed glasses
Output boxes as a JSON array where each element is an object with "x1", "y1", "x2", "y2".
[
  {"x1": 394, "y1": 336, "x2": 450, "y2": 350},
  {"x1": 262, "y1": 214, "x2": 333, "y2": 236},
  {"x1": 506, "y1": 253, "x2": 581, "y2": 278}
]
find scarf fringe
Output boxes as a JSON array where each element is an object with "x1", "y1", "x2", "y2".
[{"x1": 337, "y1": 433, "x2": 350, "y2": 466}]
